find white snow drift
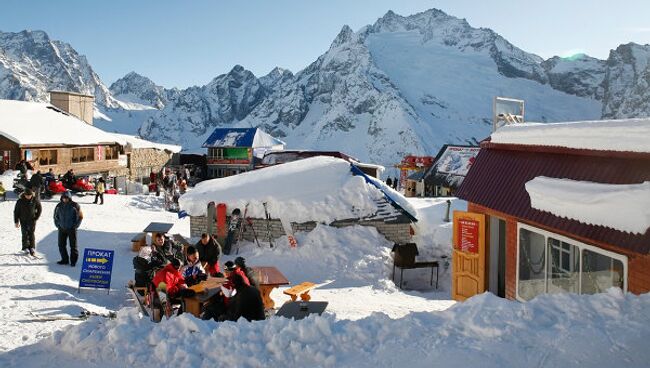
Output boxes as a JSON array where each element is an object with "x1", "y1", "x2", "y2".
[
  {"x1": 526, "y1": 177, "x2": 650, "y2": 234},
  {"x1": 491, "y1": 118, "x2": 650, "y2": 153},
  {"x1": 179, "y1": 156, "x2": 416, "y2": 223}
]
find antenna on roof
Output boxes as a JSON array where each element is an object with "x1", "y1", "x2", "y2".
[{"x1": 493, "y1": 96, "x2": 524, "y2": 132}]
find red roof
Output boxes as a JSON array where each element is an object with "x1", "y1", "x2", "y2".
[{"x1": 456, "y1": 143, "x2": 650, "y2": 254}]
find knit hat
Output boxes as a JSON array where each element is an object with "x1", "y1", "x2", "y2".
[
  {"x1": 234, "y1": 256, "x2": 246, "y2": 268},
  {"x1": 23, "y1": 188, "x2": 33, "y2": 196},
  {"x1": 61, "y1": 190, "x2": 72, "y2": 199},
  {"x1": 224, "y1": 261, "x2": 236, "y2": 272}
]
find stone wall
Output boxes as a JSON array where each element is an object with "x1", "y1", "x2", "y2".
[
  {"x1": 128, "y1": 148, "x2": 174, "y2": 181},
  {"x1": 189, "y1": 215, "x2": 412, "y2": 244}
]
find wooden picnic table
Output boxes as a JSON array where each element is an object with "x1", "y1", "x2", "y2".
[
  {"x1": 252, "y1": 266, "x2": 290, "y2": 310},
  {"x1": 183, "y1": 277, "x2": 226, "y2": 318}
]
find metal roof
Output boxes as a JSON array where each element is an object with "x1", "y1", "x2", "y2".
[
  {"x1": 202, "y1": 128, "x2": 257, "y2": 148},
  {"x1": 456, "y1": 144, "x2": 650, "y2": 254}
]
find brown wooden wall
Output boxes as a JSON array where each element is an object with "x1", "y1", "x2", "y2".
[
  {"x1": 468, "y1": 202, "x2": 650, "y2": 298},
  {"x1": 21, "y1": 145, "x2": 124, "y2": 176},
  {"x1": 0, "y1": 135, "x2": 21, "y2": 172}
]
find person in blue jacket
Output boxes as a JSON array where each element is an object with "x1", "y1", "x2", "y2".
[{"x1": 53, "y1": 191, "x2": 83, "y2": 266}]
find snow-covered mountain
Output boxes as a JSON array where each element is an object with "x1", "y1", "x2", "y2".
[
  {"x1": 1, "y1": 9, "x2": 650, "y2": 165},
  {"x1": 0, "y1": 30, "x2": 121, "y2": 108}
]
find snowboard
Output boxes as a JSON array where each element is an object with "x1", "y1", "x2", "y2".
[{"x1": 280, "y1": 217, "x2": 298, "y2": 248}]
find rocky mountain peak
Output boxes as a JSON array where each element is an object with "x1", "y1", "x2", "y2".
[{"x1": 331, "y1": 25, "x2": 355, "y2": 47}]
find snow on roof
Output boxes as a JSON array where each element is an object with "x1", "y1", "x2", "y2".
[
  {"x1": 0, "y1": 99, "x2": 126, "y2": 146},
  {"x1": 202, "y1": 127, "x2": 285, "y2": 148},
  {"x1": 526, "y1": 177, "x2": 650, "y2": 234},
  {"x1": 179, "y1": 156, "x2": 415, "y2": 223},
  {"x1": 491, "y1": 118, "x2": 650, "y2": 153},
  {"x1": 111, "y1": 133, "x2": 182, "y2": 153}
]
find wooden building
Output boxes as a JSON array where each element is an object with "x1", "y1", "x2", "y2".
[
  {"x1": 453, "y1": 118, "x2": 650, "y2": 301},
  {"x1": 0, "y1": 99, "x2": 126, "y2": 176}
]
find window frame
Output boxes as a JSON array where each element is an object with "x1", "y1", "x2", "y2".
[
  {"x1": 516, "y1": 222, "x2": 627, "y2": 301},
  {"x1": 104, "y1": 145, "x2": 119, "y2": 160},
  {"x1": 71, "y1": 147, "x2": 95, "y2": 163},
  {"x1": 38, "y1": 149, "x2": 58, "y2": 166}
]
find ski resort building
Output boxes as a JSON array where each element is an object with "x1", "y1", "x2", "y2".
[
  {"x1": 415, "y1": 145, "x2": 479, "y2": 197},
  {"x1": 180, "y1": 156, "x2": 416, "y2": 244},
  {"x1": 111, "y1": 133, "x2": 181, "y2": 182},
  {"x1": 203, "y1": 127, "x2": 285, "y2": 179},
  {"x1": 0, "y1": 99, "x2": 127, "y2": 176},
  {"x1": 454, "y1": 118, "x2": 650, "y2": 301}
]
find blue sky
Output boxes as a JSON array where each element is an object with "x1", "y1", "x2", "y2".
[{"x1": 2, "y1": 0, "x2": 649, "y2": 88}]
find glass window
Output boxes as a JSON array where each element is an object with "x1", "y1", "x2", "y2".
[
  {"x1": 105, "y1": 146, "x2": 119, "y2": 160},
  {"x1": 39, "y1": 149, "x2": 58, "y2": 166},
  {"x1": 581, "y1": 249, "x2": 624, "y2": 294},
  {"x1": 547, "y1": 238, "x2": 579, "y2": 294},
  {"x1": 72, "y1": 147, "x2": 95, "y2": 163},
  {"x1": 518, "y1": 228, "x2": 547, "y2": 301},
  {"x1": 517, "y1": 224, "x2": 627, "y2": 301}
]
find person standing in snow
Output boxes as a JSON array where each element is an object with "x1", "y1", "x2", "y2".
[
  {"x1": 14, "y1": 188, "x2": 42, "y2": 256},
  {"x1": 392, "y1": 176, "x2": 399, "y2": 190},
  {"x1": 195, "y1": 233, "x2": 223, "y2": 277},
  {"x1": 93, "y1": 177, "x2": 105, "y2": 205},
  {"x1": 53, "y1": 191, "x2": 83, "y2": 266},
  {"x1": 386, "y1": 177, "x2": 393, "y2": 188},
  {"x1": 29, "y1": 170, "x2": 43, "y2": 200}
]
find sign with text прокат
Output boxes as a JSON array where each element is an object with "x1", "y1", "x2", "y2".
[{"x1": 79, "y1": 248, "x2": 115, "y2": 292}]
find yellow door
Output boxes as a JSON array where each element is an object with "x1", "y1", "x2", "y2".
[{"x1": 452, "y1": 211, "x2": 486, "y2": 301}]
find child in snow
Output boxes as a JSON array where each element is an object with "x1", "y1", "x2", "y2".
[{"x1": 181, "y1": 246, "x2": 207, "y2": 286}]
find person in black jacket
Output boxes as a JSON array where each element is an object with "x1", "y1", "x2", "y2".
[
  {"x1": 234, "y1": 256, "x2": 258, "y2": 289},
  {"x1": 14, "y1": 188, "x2": 42, "y2": 256},
  {"x1": 29, "y1": 170, "x2": 43, "y2": 200},
  {"x1": 195, "y1": 233, "x2": 223, "y2": 277},
  {"x1": 53, "y1": 191, "x2": 83, "y2": 266},
  {"x1": 221, "y1": 273, "x2": 265, "y2": 322}
]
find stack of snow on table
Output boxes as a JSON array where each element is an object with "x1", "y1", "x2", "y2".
[{"x1": 179, "y1": 156, "x2": 417, "y2": 241}]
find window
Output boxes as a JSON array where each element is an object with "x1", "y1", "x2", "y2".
[
  {"x1": 71, "y1": 147, "x2": 95, "y2": 163},
  {"x1": 516, "y1": 223, "x2": 627, "y2": 301},
  {"x1": 38, "y1": 149, "x2": 58, "y2": 166},
  {"x1": 208, "y1": 148, "x2": 224, "y2": 159},
  {"x1": 105, "y1": 146, "x2": 119, "y2": 160}
]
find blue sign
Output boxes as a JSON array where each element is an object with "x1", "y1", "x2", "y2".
[{"x1": 79, "y1": 248, "x2": 115, "y2": 291}]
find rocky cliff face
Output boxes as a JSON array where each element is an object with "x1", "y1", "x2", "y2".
[
  {"x1": 0, "y1": 30, "x2": 119, "y2": 108},
  {"x1": 1, "y1": 9, "x2": 649, "y2": 165}
]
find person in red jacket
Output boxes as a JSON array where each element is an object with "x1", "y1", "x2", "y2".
[{"x1": 153, "y1": 258, "x2": 190, "y2": 299}]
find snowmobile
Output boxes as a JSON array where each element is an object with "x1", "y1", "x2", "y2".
[
  {"x1": 70, "y1": 177, "x2": 95, "y2": 194},
  {"x1": 12, "y1": 173, "x2": 29, "y2": 194},
  {"x1": 47, "y1": 178, "x2": 67, "y2": 194}
]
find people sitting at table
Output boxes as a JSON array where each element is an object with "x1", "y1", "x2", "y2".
[
  {"x1": 201, "y1": 261, "x2": 247, "y2": 321},
  {"x1": 219, "y1": 273, "x2": 265, "y2": 322},
  {"x1": 151, "y1": 232, "x2": 184, "y2": 266},
  {"x1": 152, "y1": 257, "x2": 195, "y2": 301},
  {"x1": 181, "y1": 246, "x2": 207, "y2": 286},
  {"x1": 195, "y1": 233, "x2": 223, "y2": 277},
  {"x1": 234, "y1": 256, "x2": 258, "y2": 288}
]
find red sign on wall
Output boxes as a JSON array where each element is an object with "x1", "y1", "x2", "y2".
[{"x1": 456, "y1": 218, "x2": 479, "y2": 253}]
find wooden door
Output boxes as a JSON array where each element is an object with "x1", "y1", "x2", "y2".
[{"x1": 452, "y1": 211, "x2": 486, "y2": 301}]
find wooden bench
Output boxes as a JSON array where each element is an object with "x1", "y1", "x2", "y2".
[
  {"x1": 283, "y1": 282, "x2": 317, "y2": 302},
  {"x1": 131, "y1": 233, "x2": 147, "y2": 252}
]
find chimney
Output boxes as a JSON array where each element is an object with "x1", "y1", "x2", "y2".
[{"x1": 49, "y1": 91, "x2": 95, "y2": 125}]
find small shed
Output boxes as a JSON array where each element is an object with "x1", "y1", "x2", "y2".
[
  {"x1": 454, "y1": 118, "x2": 650, "y2": 301},
  {"x1": 180, "y1": 156, "x2": 416, "y2": 245},
  {"x1": 202, "y1": 127, "x2": 285, "y2": 179}
]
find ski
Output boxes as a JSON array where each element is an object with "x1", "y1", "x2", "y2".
[
  {"x1": 28, "y1": 308, "x2": 116, "y2": 322},
  {"x1": 263, "y1": 202, "x2": 274, "y2": 248},
  {"x1": 127, "y1": 283, "x2": 150, "y2": 317},
  {"x1": 235, "y1": 203, "x2": 249, "y2": 255},
  {"x1": 246, "y1": 216, "x2": 261, "y2": 248}
]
